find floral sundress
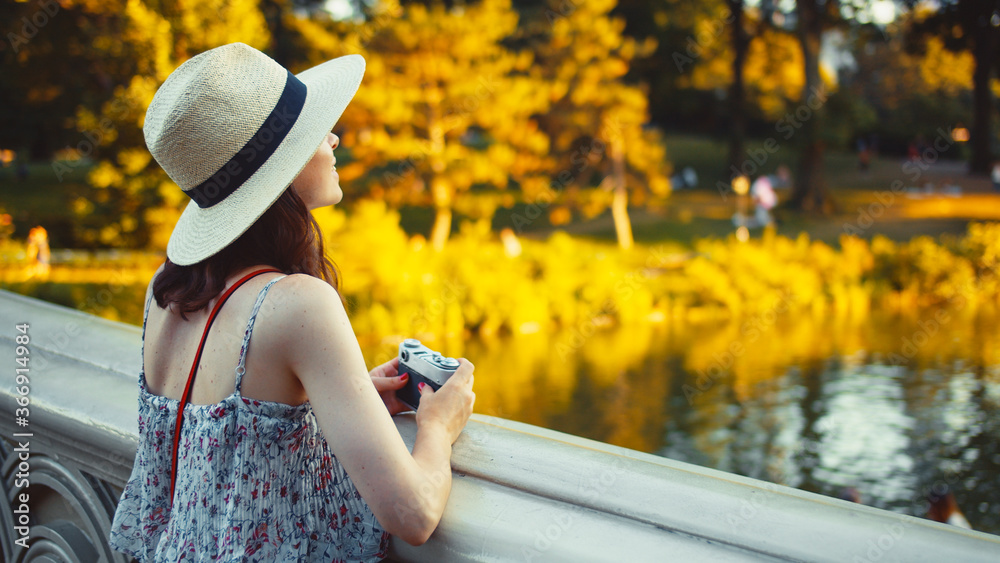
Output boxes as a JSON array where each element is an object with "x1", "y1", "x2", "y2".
[{"x1": 110, "y1": 275, "x2": 390, "y2": 561}]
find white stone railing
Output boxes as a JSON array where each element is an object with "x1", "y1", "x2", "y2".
[{"x1": 1, "y1": 289, "x2": 999, "y2": 562}]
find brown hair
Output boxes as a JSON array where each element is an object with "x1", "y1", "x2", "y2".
[{"x1": 153, "y1": 187, "x2": 341, "y2": 318}]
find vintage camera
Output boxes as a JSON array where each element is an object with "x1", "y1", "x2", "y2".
[{"x1": 396, "y1": 338, "x2": 460, "y2": 410}]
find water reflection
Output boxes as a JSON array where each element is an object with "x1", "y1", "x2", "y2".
[
  {"x1": 361, "y1": 310, "x2": 1000, "y2": 535},
  {"x1": 812, "y1": 366, "x2": 916, "y2": 507}
]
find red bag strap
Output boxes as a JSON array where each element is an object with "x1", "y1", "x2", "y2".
[{"x1": 169, "y1": 267, "x2": 282, "y2": 506}]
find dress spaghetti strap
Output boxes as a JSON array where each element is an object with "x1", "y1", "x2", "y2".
[
  {"x1": 139, "y1": 289, "x2": 154, "y2": 380},
  {"x1": 233, "y1": 275, "x2": 287, "y2": 395}
]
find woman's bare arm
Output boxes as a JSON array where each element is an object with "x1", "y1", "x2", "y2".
[{"x1": 267, "y1": 274, "x2": 473, "y2": 545}]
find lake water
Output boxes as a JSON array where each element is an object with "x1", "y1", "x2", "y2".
[
  {"x1": 8, "y1": 282, "x2": 998, "y2": 535},
  {"x1": 362, "y1": 309, "x2": 1000, "y2": 536}
]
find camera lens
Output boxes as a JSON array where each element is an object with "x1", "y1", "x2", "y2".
[{"x1": 401, "y1": 350, "x2": 409, "y2": 362}]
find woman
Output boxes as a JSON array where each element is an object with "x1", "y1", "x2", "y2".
[{"x1": 109, "y1": 43, "x2": 475, "y2": 561}]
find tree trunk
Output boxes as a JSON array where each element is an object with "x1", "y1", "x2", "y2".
[
  {"x1": 727, "y1": 0, "x2": 748, "y2": 176},
  {"x1": 261, "y1": 0, "x2": 292, "y2": 67},
  {"x1": 790, "y1": 0, "x2": 830, "y2": 213},
  {"x1": 429, "y1": 171, "x2": 451, "y2": 251},
  {"x1": 428, "y1": 106, "x2": 451, "y2": 251},
  {"x1": 610, "y1": 138, "x2": 633, "y2": 250},
  {"x1": 429, "y1": 204, "x2": 452, "y2": 252},
  {"x1": 969, "y1": 1, "x2": 997, "y2": 175}
]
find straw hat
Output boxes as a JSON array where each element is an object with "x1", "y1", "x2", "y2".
[{"x1": 144, "y1": 43, "x2": 364, "y2": 266}]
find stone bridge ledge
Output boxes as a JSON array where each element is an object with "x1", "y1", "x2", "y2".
[{"x1": 1, "y1": 289, "x2": 998, "y2": 562}]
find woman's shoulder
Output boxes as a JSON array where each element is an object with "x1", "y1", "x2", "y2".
[
  {"x1": 253, "y1": 274, "x2": 355, "y2": 366},
  {"x1": 267, "y1": 273, "x2": 343, "y2": 308},
  {"x1": 258, "y1": 274, "x2": 350, "y2": 334}
]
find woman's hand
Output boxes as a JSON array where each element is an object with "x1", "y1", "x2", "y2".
[
  {"x1": 415, "y1": 358, "x2": 475, "y2": 444},
  {"x1": 369, "y1": 356, "x2": 410, "y2": 416}
]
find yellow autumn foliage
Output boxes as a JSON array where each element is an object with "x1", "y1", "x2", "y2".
[
  {"x1": 687, "y1": 23, "x2": 820, "y2": 121},
  {"x1": 8, "y1": 206, "x2": 1000, "y2": 423},
  {"x1": 72, "y1": 0, "x2": 271, "y2": 248},
  {"x1": 861, "y1": 35, "x2": 974, "y2": 111},
  {"x1": 310, "y1": 209, "x2": 1000, "y2": 343},
  {"x1": 918, "y1": 37, "x2": 974, "y2": 96}
]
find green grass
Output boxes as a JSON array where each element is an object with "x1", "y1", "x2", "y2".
[
  {"x1": 558, "y1": 207, "x2": 976, "y2": 248},
  {"x1": 664, "y1": 133, "x2": 798, "y2": 193},
  {"x1": 0, "y1": 161, "x2": 90, "y2": 246},
  {"x1": 664, "y1": 133, "x2": 970, "y2": 194},
  {"x1": 529, "y1": 134, "x2": 985, "y2": 247}
]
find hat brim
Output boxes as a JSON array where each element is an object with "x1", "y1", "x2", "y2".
[{"x1": 165, "y1": 54, "x2": 365, "y2": 266}]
